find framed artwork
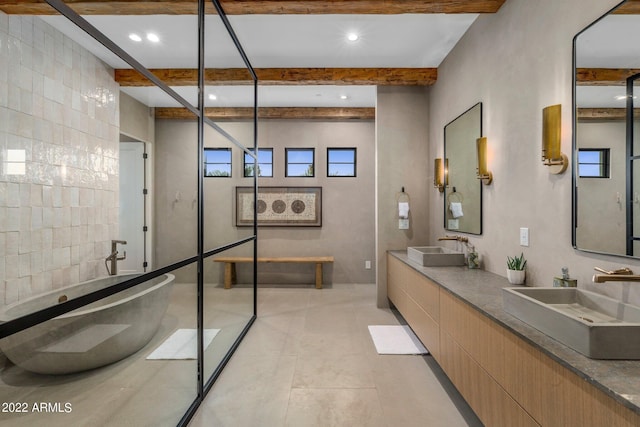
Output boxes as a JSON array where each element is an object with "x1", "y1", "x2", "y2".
[{"x1": 236, "y1": 186, "x2": 322, "y2": 227}]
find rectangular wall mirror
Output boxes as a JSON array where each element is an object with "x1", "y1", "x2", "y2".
[
  {"x1": 444, "y1": 102, "x2": 483, "y2": 235},
  {"x1": 573, "y1": 0, "x2": 640, "y2": 258}
]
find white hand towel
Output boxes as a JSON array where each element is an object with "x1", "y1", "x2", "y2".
[
  {"x1": 450, "y1": 202, "x2": 464, "y2": 218},
  {"x1": 398, "y1": 202, "x2": 410, "y2": 219}
]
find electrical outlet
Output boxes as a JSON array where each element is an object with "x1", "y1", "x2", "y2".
[
  {"x1": 520, "y1": 227, "x2": 529, "y2": 247},
  {"x1": 365, "y1": 260, "x2": 372, "y2": 269}
]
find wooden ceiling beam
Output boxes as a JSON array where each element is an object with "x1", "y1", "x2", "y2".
[
  {"x1": 613, "y1": 0, "x2": 640, "y2": 14},
  {"x1": 155, "y1": 107, "x2": 375, "y2": 120},
  {"x1": 577, "y1": 108, "x2": 640, "y2": 121},
  {"x1": 0, "y1": 0, "x2": 506, "y2": 15},
  {"x1": 576, "y1": 68, "x2": 640, "y2": 86},
  {"x1": 115, "y1": 67, "x2": 438, "y2": 86}
]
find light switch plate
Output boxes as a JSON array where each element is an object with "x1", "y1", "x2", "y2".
[{"x1": 520, "y1": 227, "x2": 529, "y2": 247}]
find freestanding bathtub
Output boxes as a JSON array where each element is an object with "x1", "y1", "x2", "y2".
[{"x1": 0, "y1": 273, "x2": 175, "y2": 375}]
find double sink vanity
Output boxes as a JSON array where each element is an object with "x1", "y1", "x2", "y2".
[
  {"x1": 402, "y1": 2, "x2": 640, "y2": 424},
  {"x1": 387, "y1": 250, "x2": 640, "y2": 427},
  {"x1": 409, "y1": 244, "x2": 640, "y2": 360}
]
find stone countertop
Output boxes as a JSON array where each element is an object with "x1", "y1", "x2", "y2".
[{"x1": 388, "y1": 250, "x2": 640, "y2": 415}]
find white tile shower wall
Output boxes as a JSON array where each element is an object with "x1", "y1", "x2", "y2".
[{"x1": 0, "y1": 13, "x2": 119, "y2": 306}]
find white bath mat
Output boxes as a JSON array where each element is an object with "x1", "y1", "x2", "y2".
[
  {"x1": 368, "y1": 325, "x2": 428, "y2": 355},
  {"x1": 146, "y1": 328, "x2": 220, "y2": 360}
]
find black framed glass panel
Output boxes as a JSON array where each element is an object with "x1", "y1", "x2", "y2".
[{"x1": 0, "y1": 1, "x2": 257, "y2": 426}]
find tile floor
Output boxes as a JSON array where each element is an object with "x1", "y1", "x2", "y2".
[
  {"x1": 0, "y1": 282, "x2": 482, "y2": 426},
  {"x1": 0, "y1": 280, "x2": 253, "y2": 427},
  {"x1": 189, "y1": 284, "x2": 482, "y2": 427}
]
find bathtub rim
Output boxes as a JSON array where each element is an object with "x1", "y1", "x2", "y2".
[{"x1": 0, "y1": 273, "x2": 175, "y2": 322}]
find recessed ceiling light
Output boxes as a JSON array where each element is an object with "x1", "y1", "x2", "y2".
[
  {"x1": 209, "y1": 94, "x2": 217, "y2": 100},
  {"x1": 146, "y1": 33, "x2": 160, "y2": 43},
  {"x1": 129, "y1": 33, "x2": 142, "y2": 42},
  {"x1": 347, "y1": 33, "x2": 359, "y2": 42}
]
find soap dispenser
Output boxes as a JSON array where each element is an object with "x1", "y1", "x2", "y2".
[
  {"x1": 553, "y1": 267, "x2": 577, "y2": 288},
  {"x1": 467, "y1": 245, "x2": 479, "y2": 269}
]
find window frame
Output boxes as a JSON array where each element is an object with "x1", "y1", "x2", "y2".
[
  {"x1": 204, "y1": 147, "x2": 232, "y2": 178},
  {"x1": 285, "y1": 147, "x2": 315, "y2": 177},
  {"x1": 577, "y1": 148, "x2": 610, "y2": 179},
  {"x1": 327, "y1": 147, "x2": 357, "y2": 177},
  {"x1": 243, "y1": 148, "x2": 273, "y2": 178}
]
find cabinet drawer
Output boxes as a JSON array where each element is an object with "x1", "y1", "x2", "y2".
[
  {"x1": 405, "y1": 267, "x2": 439, "y2": 322},
  {"x1": 387, "y1": 255, "x2": 407, "y2": 310},
  {"x1": 440, "y1": 331, "x2": 539, "y2": 427},
  {"x1": 402, "y1": 296, "x2": 439, "y2": 359}
]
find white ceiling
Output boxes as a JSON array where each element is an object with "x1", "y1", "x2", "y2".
[
  {"x1": 575, "y1": 14, "x2": 640, "y2": 108},
  {"x1": 41, "y1": 9, "x2": 639, "y2": 110},
  {"x1": 122, "y1": 85, "x2": 378, "y2": 108},
  {"x1": 576, "y1": 86, "x2": 632, "y2": 109},
  {"x1": 575, "y1": 15, "x2": 640, "y2": 69},
  {"x1": 42, "y1": 13, "x2": 479, "y2": 108}
]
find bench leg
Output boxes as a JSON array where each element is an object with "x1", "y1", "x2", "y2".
[
  {"x1": 231, "y1": 263, "x2": 237, "y2": 285},
  {"x1": 224, "y1": 263, "x2": 236, "y2": 289},
  {"x1": 315, "y1": 263, "x2": 323, "y2": 289}
]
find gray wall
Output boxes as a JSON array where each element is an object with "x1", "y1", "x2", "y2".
[
  {"x1": 120, "y1": 92, "x2": 154, "y2": 144},
  {"x1": 154, "y1": 119, "x2": 198, "y2": 277},
  {"x1": 376, "y1": 87, "x2": 431, "y2": 307},
  {"x1": 426, "y1": 0, "x2": 640, "y2": 306},
  {"x1": 575, "y1": 120, "x2": 625, "y2": 255},
  {"x1": 154, "y1": 119, "x2": 376, "y2": 285}
]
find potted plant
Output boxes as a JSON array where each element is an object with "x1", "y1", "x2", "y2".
[{"x1": 507, "y1": 253, "x2": 527, "y2": 285}]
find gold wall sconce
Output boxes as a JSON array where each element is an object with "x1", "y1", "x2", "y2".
[
  {"x1": 476, "y1": 137, "x2": 493, "y2": 185},
  {"x1": 542, "y1": 104, "x2": 568, "y2": 174},
  {"x1": 434, "y1": 158, "x2": 447, "y2": 192}
]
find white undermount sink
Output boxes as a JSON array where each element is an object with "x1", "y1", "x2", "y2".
[
  {"x1": 407, "y1": 246, "x2": 466, "y2": 267},
  {"x1": 502, "y1": 287, "x2": 640, "y2": 359}
]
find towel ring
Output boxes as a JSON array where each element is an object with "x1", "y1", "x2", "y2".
[
  {"x1": 448, "y1": 191, "x2": 463, "y2": 202},
  {"x1": 396, "y1": 188, "x2": 410, "y2": 203}
]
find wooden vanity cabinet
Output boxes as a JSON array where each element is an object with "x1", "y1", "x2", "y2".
[
  {"x1": 387, "y1": 254, "x2": 440, "y2": 359},
  {"x1": 439, "y1": 290, "x2": 539, "y2": 426},
  {"x1": 387, "y1": 254, "x2": 640, "y2": 427}
]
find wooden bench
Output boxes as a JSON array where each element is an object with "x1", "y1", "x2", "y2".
[{"x1": 213, "y1": 256, "x2": 334, "y2": 289}]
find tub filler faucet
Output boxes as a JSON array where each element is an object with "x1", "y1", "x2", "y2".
[{"x1": 105, "y1": 240, "x2": 127, "y2": 275}]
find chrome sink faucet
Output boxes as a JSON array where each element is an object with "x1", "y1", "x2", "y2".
[{"x1": 105, "y1": 240, "x2": 127, "y2": 275}]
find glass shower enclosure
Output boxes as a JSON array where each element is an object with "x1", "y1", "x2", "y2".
[{"x1": 0, "y1": 1, "x2": 257, "y2": 425}]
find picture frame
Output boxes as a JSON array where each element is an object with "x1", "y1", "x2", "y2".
[{"x1": 236, "y1": 186, "x2": 322, "y2": 227}]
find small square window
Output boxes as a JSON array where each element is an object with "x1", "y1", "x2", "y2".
[
  {"x1": 578, "y1": 149, "x2": 610, "y2": 178},
  {"x1": 327, "y1": 148, "x2": 356, "y2": 177},
  {"x1": 204, "y1": 148, "x2": 232, "y2": 177},
  {"x1": 285, "y1": 148, "x2": 314, "y2": 177},
  {"x1": 244, "y1": 148, "x2": 273, "y2": 177}
]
